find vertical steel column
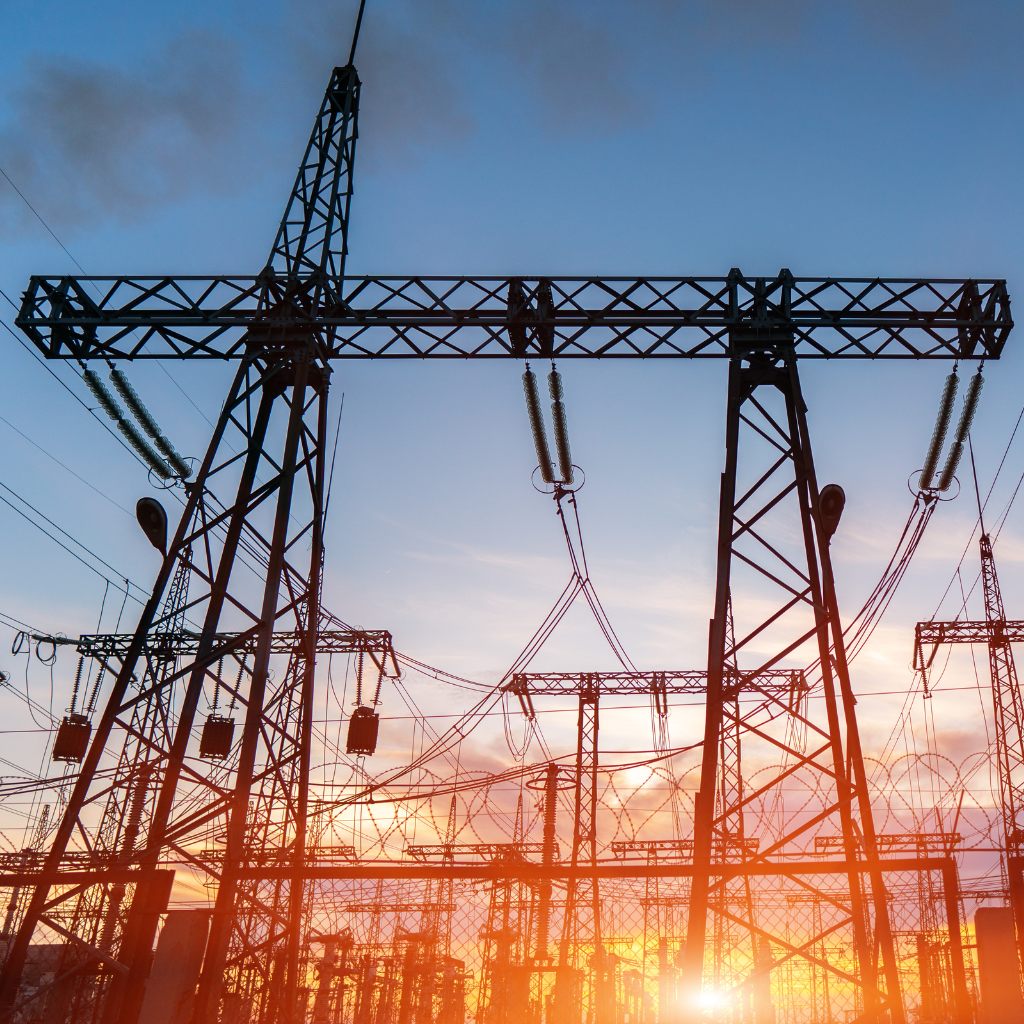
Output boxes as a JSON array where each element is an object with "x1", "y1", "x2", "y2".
[
  {"x1": 941, "y1": 858, "x2": 972, "y2": 1024},
  {"x1": 284, "y1": 358, "x2": 331, "y2": 1018},
  {"x1": 683, "y1": 358, "x2": 741, "y2": 1011},
  {"x1": 0, "y1": 359, "x2": 255, "y2": 1016},
  {"x1": 788, "y1": 364, "x2": 896, "y2": 1024}
]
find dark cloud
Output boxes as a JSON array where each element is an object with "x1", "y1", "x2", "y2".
[{"x1": 0, "y1": 31, "x2": 247, "y2": 231}]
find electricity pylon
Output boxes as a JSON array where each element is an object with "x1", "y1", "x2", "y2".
[{"x1": 0, "y1": 64, "x2": 364, "y2": 1024}]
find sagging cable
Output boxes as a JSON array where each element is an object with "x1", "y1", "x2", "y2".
[
  {"x1": 523, "y1": 365, "x2": 554, "y2": 484},
  {"x1": 548, "y1": 366, "x2": 573, "y2": 485},
  {"x1": 110, "y1": 369, "x2": 191, "y2": 479},
  {"x1": 919, "y1": 371, "x2": 958, "y2": 490},
  {"x1": 83, "y1": 370, "x2": 173, "y2": 480},
  {"x1": 937, "y1": 371, "x2": 984, "y2": 492}
]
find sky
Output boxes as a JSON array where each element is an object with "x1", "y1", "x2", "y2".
[{"x1": 2, "y1": 0, "x2": 1024, "y2": 866}]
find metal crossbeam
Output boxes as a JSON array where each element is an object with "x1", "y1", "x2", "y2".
[
  {"x1": 508, "y1": 668, "x2": 806, "y2": 696},
  {"x1": 611, "y1": 837, "x2": 760, "y2": 858},
  {"x1": 406, "y1": 843, "x2": 549, "y2": 862},
  {"x1": 814, "y1": 833, "x2": 962, "y2": 852},
  {"x1": 16, "y1": 274, "x2": 1010, "y2": 361},
  {"x1": 32, "y1": 628, "x2": 396, "y2": 661},
  {"x1": 916, "y1": 619, "x2": 1024, "y2": 653}
]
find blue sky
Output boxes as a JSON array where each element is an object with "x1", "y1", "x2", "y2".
[{"x1": 2, "y1": 0, "x2": 1024, "y2": 856}]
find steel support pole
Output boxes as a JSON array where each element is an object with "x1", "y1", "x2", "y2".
[
  {"x1": 284, "y1": 360, "x2": 330, "y2": 1019},
  {"x1": 941, "y1": 858, "x2": 972, "y2": 1024},
  {"x1": 787, "y1": 362, "x2": 891, "y2": 1024},
  {"x1": 683, "y1": 353, "x2": 899, "y2": 1024}
]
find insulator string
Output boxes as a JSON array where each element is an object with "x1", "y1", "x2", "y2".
[
  {"x1": 523, "y1": 365, "x2": 554, "y2": 484},
  {"x1": 920, "y1": 371, "x2": 958, "y2": 490},
  {"x1": 109, "y1": 368, "x2": 191, "y2": 478},
  {"x1": 69, "y1": 656, "x2": 84, "y2": 715},
  {"x1": 938, "y1": 370, "x2": 984, "y2": 492},
  {"x1": 548, "y1": 365, "x2": 573, "y2": 484},
  {"x1": 82, "y1": 370, "x2": 173, "y2": 479}
]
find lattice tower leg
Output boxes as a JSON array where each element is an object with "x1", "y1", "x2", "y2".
[{"x1": 680, "y1": 354, "x2": 903, "y2": 1024}]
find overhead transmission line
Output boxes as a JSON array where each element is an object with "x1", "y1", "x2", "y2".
[{"x1": 0, "y1": 478, "x2": 146, "y2": 605}]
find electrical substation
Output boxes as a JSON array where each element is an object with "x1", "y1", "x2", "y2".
[{"x1": 1, "y1": 8, "x2": 1023, "y2": 1024}]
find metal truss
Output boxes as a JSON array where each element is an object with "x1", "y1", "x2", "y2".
[
  {"x1": 814, "y1": 834, "x2": 963, "y2": 853},
  {"x1": 916, "y1": 618, "x2": 1024, "y2": 650},
  {"x1": 407, "y1": 844, "x2": 548, "y2": 862},
  {"x1": 506, "y1": 668, "x2": 806, "y2": 721},
  {"x1": 15, "y1": 273, "x2": 1010, "y2": 361},
  {"x1": 508, "y1": 668, "x2": 806, "y2": 696},
  {"x1": 268, "y1": 65, "x2": 358, "y2": 291},
  {"x1": 32, "y1": 627, "x2": 396, "y2": 673},
  {"x1": 611, "y1": 838, "x2": 760, "y2": 858}
]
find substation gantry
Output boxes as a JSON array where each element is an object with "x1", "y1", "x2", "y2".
[
  {"x1": 915, "y1": 511, "x2": 1024, "y2": 941},
  {"x1": 0, "y1": 38, "x2": 1014, "y2": 1024}
]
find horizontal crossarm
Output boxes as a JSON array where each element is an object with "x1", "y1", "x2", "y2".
[
  {"x1": 16, "y1": 273, "x2": 1011, "y2": 360},
  {"x1": 508, "y1": 668, "x2": 807, "y2": 696},
  {"x1": 33, "y1": 628, "x2": 396, "y2": 660},
  {"x1": 916, "y1": 620, "x2": 1024, "y2": 645}
]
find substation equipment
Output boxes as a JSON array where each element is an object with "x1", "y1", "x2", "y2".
[{"x1": 0, "y1": 44, "x2": 1016, "y2": 1024}]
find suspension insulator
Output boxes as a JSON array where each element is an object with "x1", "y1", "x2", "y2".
[
  {"x1": 82, "y1": 369, "x2": 123, "y2": 422},
  {"x1": 110, "y1": 369, "x2": 192, "y2": 479},
  {"x1": 118, "y1": 418, "x2": 173, "y2": 479},
  {"x1": 70, "y1": 656, "x2": 84, "y2": 715},
  {"x1": 83, "y1": 368, "x2": 174, "y2": 479},
  {"x1": 919, "y1": 372, "x2": 959, "y2": 490},
  {"x1": 523, "y1": 368, "x2": 554, "y2": 483},
  {"x1": 121, "y1": 766, "x2": 151, "y2": 854},
  {"x1": 548, "y1": 369, "x2": 573, "y2": 484},
  {"x1": 542, "y1": 762, "x2": 558, "y2": 863},
  {"x1": 937, "y1": 371, "x2": 984, "y2": 492}
]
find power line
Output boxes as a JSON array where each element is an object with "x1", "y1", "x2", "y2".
[
  {"x1": 0, "y1": 478, "x2": 144, "y2": 605},
  {"x1": 0, "y1": 165, "x2": 87, "y2": 275},
  {"x1": 0, "y1": 413, "x2": 133, "y2": 517}
]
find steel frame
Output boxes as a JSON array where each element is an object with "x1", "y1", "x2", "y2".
[
  {"x1": 16, "y1": 273, "x2": 1011, "y2": 362},
  {"x1": 915, "y1": 534, "x2": 1024, "y2": 854},
  {"x1": 0, "y1": 64, "x2": 363, "y2": 1024}
]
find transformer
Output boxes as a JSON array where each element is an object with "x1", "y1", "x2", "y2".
[
  {"x1": 51, "y1": 714, "x2": 91, "y2": 763},
  {"x1": 199, "y1": 715, "x2": 235, "y2": 760},
  {"x1": 346, "y1": 706, "x2": 379, "y2": 756}
]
